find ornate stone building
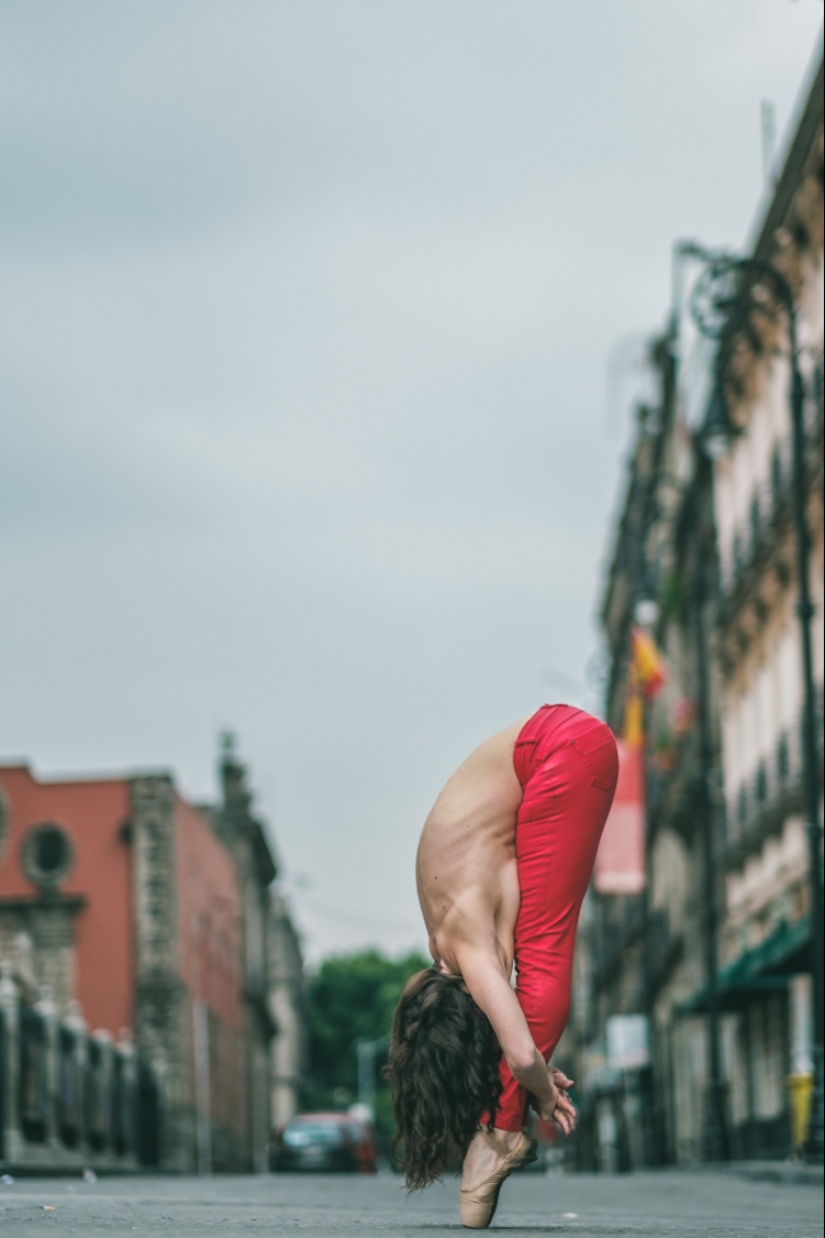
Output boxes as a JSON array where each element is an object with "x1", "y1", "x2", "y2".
[
  {"x1": 573, "y1": 350, "x2": 719, "y2": 1168},
  {"x1": 268, "y1": 891, "x2": 306, "y2": 1130},
  {"x1": 707, "y1": 56, "x2": 823, "y2": 1157},
  {"x1": 207, "y1": 736, "x2": 307, "y2": 1170},
  {"x1": 0, "y1": 743, "x2": 305, "y2": 1174},
  {"x1": 571, "y1": 51, "x2": 823, "y2": 1168}
]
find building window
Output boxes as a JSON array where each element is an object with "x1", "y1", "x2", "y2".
[
  {"x1": 737, "y1": 784, "x2": 748, "y2": 833},
  {"x1": 755, "y1": 761, "x2": 768, "y2": 806},
  {"x1": 749, "y1": 494, "x2": 761, "y2": 550},
  {"x1": 719, "y1": 798, "x2": 730, "y2": 848},
  {"x1": 21, "y1": 822, "x2": 74, "y2": 892},
  {"x1": 813, "y1": 358, "x2": 824, "y2": 426},
  {"x1": 776, "y1": 733, "x2": 790, "y2": 785},
  {"x1": 771, "y1": 445, "x2": 783, "y2": 508}
]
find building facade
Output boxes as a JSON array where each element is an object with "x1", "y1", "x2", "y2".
[
  {"x1": 570, "y1": 357, "x2": 719, "y2": 1169},
  {"x1": 0, "y1": 744, "x2": 305, "y2": 1174},
  {"x1": 209, "y1": 736, "x2": 306, "y2": 1169},
  {"x1": 708, "y1": 56, "x2": 823, "y2": 1158},
  {"x1": 573, "y1": 52, "x2": 823, "y2": 1168},
  {"x1": 268, "y1": 891, "x2": 306, "y2": 1130}
]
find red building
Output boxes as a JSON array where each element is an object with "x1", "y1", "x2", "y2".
[
  {"x1": 0, "y1": 754, "x2": 274, "y2": 1172},
  {"x1": 0, "y1": 768, "x2": 135, "y2": 1035}
]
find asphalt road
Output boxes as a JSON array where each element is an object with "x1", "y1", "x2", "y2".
[{"x1": 0, "y1": 1169, "x2": 822, "y2": 1238}]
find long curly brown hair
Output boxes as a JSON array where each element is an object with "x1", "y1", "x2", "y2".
[{"x1": 385, "y1": 968, "x2": 502, "y2": 1189}]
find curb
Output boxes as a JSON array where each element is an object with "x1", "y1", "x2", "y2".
[
  {"x1": 738, "y1": 1162, "x2": 823, "y2": 1186},
  {"x1": 679, "y1": 1160, "x2": 823, "y2": 1186}
]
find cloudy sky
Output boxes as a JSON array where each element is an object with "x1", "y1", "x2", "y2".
[{"x1": 1, "y1": 1, "x2": 822, "y2": 962}]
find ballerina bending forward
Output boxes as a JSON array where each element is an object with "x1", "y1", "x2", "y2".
[{"x1": 387, "y1": 705, "x2": 618, "y2": 1229}]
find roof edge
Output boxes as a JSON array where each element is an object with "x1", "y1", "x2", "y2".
[{"x1": 746, "y1": 44, "x2": 824, "y2": 258}]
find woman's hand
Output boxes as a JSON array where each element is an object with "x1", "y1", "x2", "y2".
[
  {"x1": 452, "y1": 948, "x2": 579, "y2": 1136},
  {"x1": 535, "y1": 1066, "x2": 577, "y2": 1136}
]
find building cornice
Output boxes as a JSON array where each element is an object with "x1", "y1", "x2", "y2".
[{"x1": 749, "y1": 52, "x2": 824, "y2": 261}]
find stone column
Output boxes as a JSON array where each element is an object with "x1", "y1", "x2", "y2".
[
  {"x1": 64, "y1": 1001, "x2": 88, "y2": 1154},
  {"x1": 129, "y1": 775, "x2": 194, "y2": 1172},
  {"x1": 90, "y1": 1029, "x2": 114, "y2": 1153},
  {"x1": 115, "y1": 1028, "x2": 138, "y2": 1162},
  {"x1": 34, "y1": 986, "x2": 59, "y2": 1154},
  {"x1": 192, "y1": 999, "x2": 212, "y2": 1175},
  {"x1": 0, "y1": 964, "x2": 22, "y2": 1164}
]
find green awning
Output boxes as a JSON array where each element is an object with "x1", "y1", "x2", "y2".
[
  {"x1": 680, "y1": 917, "x2": 812, "y2": 1015},
  {"x1": 757, "y1": 915, "x2": 812, "y2": 976}
]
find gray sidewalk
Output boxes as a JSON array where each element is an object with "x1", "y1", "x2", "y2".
[{"x1": 0, "y1": 1168, "x2": 822, "y2": 1238}]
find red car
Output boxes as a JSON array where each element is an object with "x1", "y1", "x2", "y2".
[{"x1": 270, "y1": 1112, "x2": 378, "y2": 1174}]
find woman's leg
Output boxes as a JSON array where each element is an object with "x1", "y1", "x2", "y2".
[{"x1": 493, "y1": 712, "x2": 618, "y2": 1132}]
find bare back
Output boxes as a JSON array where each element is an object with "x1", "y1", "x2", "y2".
[{"x1": 416, "y1": 718, "x2": 529, "y2": 981}]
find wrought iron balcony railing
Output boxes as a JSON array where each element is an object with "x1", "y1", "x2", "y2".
[
  {"x1": 726, "y1": 686, "x2": 824, "y2": 864},
  {"x1": 719, "y1": 356, "x2": 823, "y2": 606}
]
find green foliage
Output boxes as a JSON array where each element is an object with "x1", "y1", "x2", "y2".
[
  {"x1": 305, "y1": 948, "x2": 428, "y2": 1097},
  {"x1": 304, "y1": 948, "x2": 429, "y2": 1162}
]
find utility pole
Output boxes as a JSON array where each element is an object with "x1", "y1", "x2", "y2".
[
  {"x1": 692, "y1": 455, "x2": 729, "y2": 1162},
  {"x1": 355, "y1": 1037, "x2": 388, "y2": 1121}
]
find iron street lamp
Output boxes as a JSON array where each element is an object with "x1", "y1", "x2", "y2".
[
  {"x1": 687, "y1": 440, "x2": 730, "y2": 1163},
  {"x1": 702, "y1": 367, "x2": 740, "y2": 463},
  {"x1": 690, "y1": 251, "x2": 824, "y2": 1163}
]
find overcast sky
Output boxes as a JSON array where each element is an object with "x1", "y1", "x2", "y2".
[{"x1": 1, "y1": 1, "x2": 822, "y2": 963}]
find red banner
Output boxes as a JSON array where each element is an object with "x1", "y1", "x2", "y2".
[{"x1": 594, "y1": 738, "x2": 646, "y2": 895}]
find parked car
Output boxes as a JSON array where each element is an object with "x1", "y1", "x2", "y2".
[{"x1": 270, "y1": 1112, "x2": 378, "y2": 1173}]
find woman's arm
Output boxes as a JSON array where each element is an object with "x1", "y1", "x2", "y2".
[{"x1": 454, "y1": 946, "x2": 576, "y2": 1133}]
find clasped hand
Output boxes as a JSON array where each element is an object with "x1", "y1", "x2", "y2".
[{"x1": 534, "y1": 1066, "x2": 577, "y2": 1136}]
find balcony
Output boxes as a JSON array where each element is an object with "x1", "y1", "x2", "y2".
[
  {"x1": 593, "y1": 898, "x2": 647, "y2": 993},
  {"x1": 718, "y1": 359, "x2": 823, "y2": 628},
  {"x1": 645, "y1": 725, "x2": 702, "y2": 844},
  {"x1": 726, "y1": 688, "x2": 824, "y2": 867}
]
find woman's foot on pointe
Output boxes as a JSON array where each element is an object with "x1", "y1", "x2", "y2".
[
  {"x1": 459, "y1": 1127, "x2": 537, "y2": 1229},
  {"x1": 461, "y1": 1128, "x2": 523, "y2": 1193}
]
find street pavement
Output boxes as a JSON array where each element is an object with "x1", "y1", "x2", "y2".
[{"x1": 0, "y1": 1168, "x2": 822, "y2": 1238}]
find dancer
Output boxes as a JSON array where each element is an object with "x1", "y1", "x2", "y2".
[{"x1": 387, "y1": 704, "x2": 618, "y2": 1228}]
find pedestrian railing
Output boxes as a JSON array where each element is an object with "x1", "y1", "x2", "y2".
[
  {"x1": 19, "y1": 1005, "x2": 49, "y2": 1144},
  {"x1": 0, "y1": 964, "x2": 156, "y2": 1171}
]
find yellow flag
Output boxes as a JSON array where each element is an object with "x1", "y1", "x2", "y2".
[
  {"x1": 622, "y1": 627, "x2": 667, "y2": 748},
  {"x1": 623, "y1": 690, "x2": 644, "y2": 748},
  {"x1": 631, "y1": 626, "x2": 667, "y2": 698}
]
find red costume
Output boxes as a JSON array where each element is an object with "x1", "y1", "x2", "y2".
[{"x1": 494, "y1": 704, "x2": 618, "y2": 1131}]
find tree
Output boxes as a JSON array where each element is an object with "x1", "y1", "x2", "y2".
[
  {"x1": 307, "y1": 948, "x2": 428, "y2": 1097},
  {"x1": 304, "y1": 948, "x2": 429, "y2": 1158}
]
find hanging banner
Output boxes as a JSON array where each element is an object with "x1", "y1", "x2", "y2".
[{"x1": 594, "y1": 738, "x2": 646, "y2": 894}]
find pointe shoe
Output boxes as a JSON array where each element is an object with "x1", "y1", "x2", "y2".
[{"x1": 459, "y1": 1128, "x2": 538, "y2": 1229}]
